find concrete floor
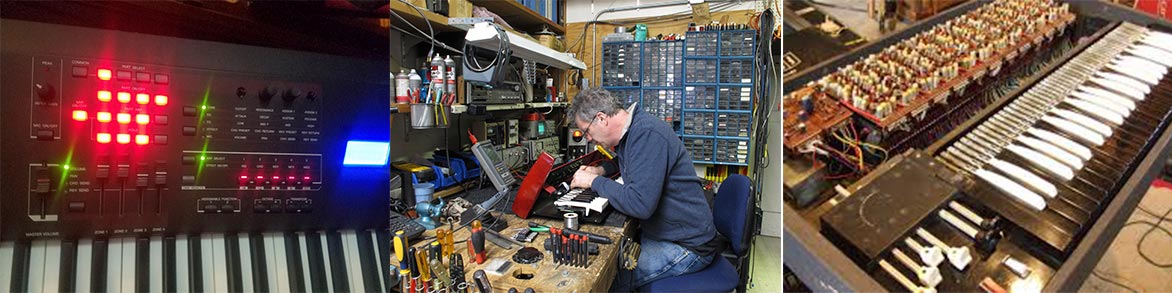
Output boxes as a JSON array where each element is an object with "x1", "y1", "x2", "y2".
[
  {"x1": 1079, "y1": 183, "x2": 1172, "y2": 292},
  {"x1": 747, "y1": 236, "x2": 781, "y2": 293}
]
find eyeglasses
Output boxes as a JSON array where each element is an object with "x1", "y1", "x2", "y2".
[{"x1": 581, "y1": 114, "x2": 601, "y2": 138}]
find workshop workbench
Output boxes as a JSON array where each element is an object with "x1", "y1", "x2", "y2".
[{"x1": 394, "y1": 211, "x2": 633, "y2": 292}]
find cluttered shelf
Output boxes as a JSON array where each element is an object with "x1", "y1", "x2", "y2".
[
  {"x1": 392, "y1": 102, "x2": 569, "y2": 114},
  {"x1": 467, "y1": 0, "x2": 564, "y2": 35},
  {"x1": 390, "y1": 0, "x2": 463, "y2": 33}
]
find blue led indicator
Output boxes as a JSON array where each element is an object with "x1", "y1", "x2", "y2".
[{"x1": 342, "y1": 141, "x2": 389, "y2": 166}]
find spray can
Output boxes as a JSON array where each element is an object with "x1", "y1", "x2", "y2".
[
  {"x1": 396, "y1": 69, "x2": 410, "y2": 103},
  {"x1": 431, "y1": 54, "x2": 446, "y2": 100},
  {"x1": 445, "y1": 55, "x2": 457, "y2": 96},
  {"x1": 408, "y1": 70, "x2": 422, "y2": 103},
  {"x1": 546, "y1": 78, "x2": 556, "y2": 102}
]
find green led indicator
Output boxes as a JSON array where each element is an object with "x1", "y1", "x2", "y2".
[
  {"x1": 201, "y1": 105, "x2": 208, "y2": 110},
  {"x1": 200, "y1": 156, "x2": 207, "y2": 161},
  {"x1": 62, "y1": 165, "x2": 70, "y2": 170}
]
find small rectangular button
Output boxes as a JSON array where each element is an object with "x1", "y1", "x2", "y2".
[
  {"x1": 154, "y1": 135, "x2": 168, "y2": 145},
  {"x1": 182, "y1": 126, "x2": 197, "y2": 136},
  {"x1": 181, "y1": 155, "x2": 196, "y2": 165},
  {"x1": 36, "y1": 130, "x2": 55, "y2": 140},
  {"x1": 135, "y1": 72, "x2": 151, "y2": 82},
  {"x1": 116, "y1": 70, "x2": 133, "y2": 81},
  {"x1": 68, "y1": 201, "x2": 86, "y2": 213},
  {"x1": 154, "y1": 74, "x2": 169, "y2": 84},
  {"x1": 183, "y1": 106, "x2": 197, "y2": 117},
  {"x1": 154, "y1": 115, "x2": 169, "y2": 125},
  {"x1": 72, "y1": 66, "x2": 88, "y2": 77},
  {"x1": 182, "y1": 175, "x2": 196, "y2": 185}
]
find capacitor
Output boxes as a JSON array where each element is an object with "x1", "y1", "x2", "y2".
[
  {"x1": 445, "y1": 55, "x2": 457, "y2": 95},
  {"x1": 800, "y1": 94, "x2": 815, "y2": 117},
  {"x1": 797, "y1": 110, "x2": 809, "y2": 122},
  {"x1": 395, "y1": 69, "x2": 410, "y2": 103}
]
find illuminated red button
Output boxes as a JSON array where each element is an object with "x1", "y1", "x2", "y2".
[
  {"x1": 96, "y1": 112, "x2": 112, "y2": 123},
  {"x1": 136, "y1": 114, "x2": 150, "y2": 125},
  {"x1": 97, "y1": 91, "x2": 112, "y2": 102},
  {"x1": 135, "y1": 135, "x2": 149, "y2": 145},
  {"x1": 72, "y1": 110, "x2": 88, "y2": 121},
  {"x1": 136, "y1": 93, "x2": 150, "y2": 105},
  {"x1": 96, "y1": 133, "x2": 112, "y2": 144},
  {"x1": 155, "y1": 95, "x2": 169, "y2": 106},
  {"x1": 117, "y1": 92, "x2": 131, "y2": 103},
  {"x1": 97, "y1": 69, "x2": 112, "y2": 81},
  {"x1": 116, "y1": 113, "x2": 131, "y2": 124},
  {"x1": 116, "y1": 134, "x2": 131, "y2": 144}
]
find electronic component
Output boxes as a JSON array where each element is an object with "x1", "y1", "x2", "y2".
[
  {"x1": 468, "y1": 81, "x2": 524, "y2": 104},
  {"x1": 470, "y1": 141, "x2": 517, "y2": 192},
  {"x1": 567, "y1": 127, "x2": 593, "y2": 158},
  {"x1": 0, "y1": 19, "x2": 389, "y2": 238},
  {"x1": 522, "y1": 136, "x2": 560, "y2": 161}
]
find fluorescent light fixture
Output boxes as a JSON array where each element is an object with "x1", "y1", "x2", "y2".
[
  {"x1": 465, "y1": 22, "x2": 587, "y2": 70},
  {"x1": 343, "y1": 141, "x2": 389, "y2": 166}
]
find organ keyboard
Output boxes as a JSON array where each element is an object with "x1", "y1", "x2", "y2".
[
  {"x1": 553, "y1": 184, "x2": 611, "y2": 217},
  {"x1": 0, "y1": 230, "x2": 395, "y2": 293},
  {"x1": 936, "y1": 22, "x2": 1172, "y2": 252}
]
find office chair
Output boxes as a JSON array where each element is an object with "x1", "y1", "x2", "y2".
[{"x1": 641, "y1": 174, "x2": 754, "y2": 292}]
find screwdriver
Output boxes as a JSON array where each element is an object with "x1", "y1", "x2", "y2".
[
  {"x1": 406, "y1": 247, "x2": 419, "y2": 293},
  {"x1": 450, "y1": 254, "x2": 466, "y2": 293},
  {"x1": 416, "y1": 248, "x2": 432, "y2": 292},
  {"x1": 393, "y1": 231, "x2": 411, "y2": 293},
  {"x1": 529, "y1": 222, "x2": 613, "y2": 244},
  {"x1": 469, "y1": 220, "x2": 487, "y2": 264}
]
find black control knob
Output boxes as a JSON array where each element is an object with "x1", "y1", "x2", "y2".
[
  {"x1": 35, "y1": 83, "x2": 56, "y2": 102},
  {"x1": 305, "y1": 91, "x2": 317, "y2": 101},
  {"x1": 259, "y1": 86, "x2": 278, "y2": 102},
  {"x1": 282, "y1": 88, "x2": 301, "y2": 102}
]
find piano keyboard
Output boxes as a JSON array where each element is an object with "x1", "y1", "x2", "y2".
[
  {"x1": 554, "y1": 188, "x2": 610, "y2": 217},
  {"x1": 0, "y1": 230, "x2": 395, "y2": 293},
  {"x1": 937, "y1": 22, "x2": 1172, "y2": 251}
]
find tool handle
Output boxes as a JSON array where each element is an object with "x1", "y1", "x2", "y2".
[{"x1": 473, "y1": 270, "x2": 493, "y2": 293}]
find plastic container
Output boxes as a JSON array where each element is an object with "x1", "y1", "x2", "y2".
[{"x1": 414, "y1": 182, "x2": 435, "y2": 205}]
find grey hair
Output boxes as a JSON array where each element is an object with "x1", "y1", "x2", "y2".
[{"x1": 567, "y1": 87, "x2": 624, "y2": 124}]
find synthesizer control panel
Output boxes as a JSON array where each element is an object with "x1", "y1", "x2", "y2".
[{"x1": 1, "y1": 19, "x2": 390, "y2": 240}]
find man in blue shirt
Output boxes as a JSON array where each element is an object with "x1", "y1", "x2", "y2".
[{"x1": 568, "y1": 87, "x2": 720, "y2": 291}]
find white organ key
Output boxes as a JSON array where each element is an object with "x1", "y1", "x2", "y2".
[
  {"x1": 42, "y1": 239, "x2": 61, "y2": 293},
  {"x1": 1052, "y1": 110, "x2": 1113, "y2": 138},
  {"x1": 1042, "y1": 116, "x2": 1105, "y2": 146},
  {"x1": 1097, "y1": 71, "x2": 1152, "y2": 91},
  {"x1": 28, "y1": 239, "x2": 46, "y2": 293},
  {"x1": 1089, "y1": 77, "x2": 1145, "y2": 101},
  {"x1": 176, "y1": 237, "x2": 190, "y2": 293},
  {"x1": 119, "y1": 238, "x2": 135, "y2": 293},
  {"x1": 1008, "y1": 144, "x2": 1075, "y2": 180},
  {"x1": 1019, "y1": 136, "x2": 1084, "y2": 170},
  {"x1": 988, "y1": 159, "x2": 1058, "y2": 198},
  {"x1": 76, "y1": 239, "x2": 92, "y2": 293},
  {"x1": 974, "y1": 169, "x2": 1048, "y2": 211},
  {"x1": 1072, "y1": 90, "x2": 1133, "y2": 113},
  {"x1": 150, "y1": 236, "x2": 163, "y2": 293},
  {"x1": 1026, "y1": 128, "x2": 1093, "y2": 161},
  {"x1": 238, "y1": 235, "x2": 254, "y2": 293},
  {"x1": 1064, "y1": 99, "x2": 1124, "y2": 125}
]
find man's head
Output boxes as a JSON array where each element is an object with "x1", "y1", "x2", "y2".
[{"x1": 567, "y1": 87, "x2": 628, "y2": 148}]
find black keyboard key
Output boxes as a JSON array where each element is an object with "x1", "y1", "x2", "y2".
[
  {"x1": 60, "y1": 239, "x2": 78, "y2": 292},
  {"x1": 356, "y1": 230, "x2": 382, "y2": 292},
  {"x1": 326, "y1": 231, "x2": 350, "y2": 292},
  {"x1": 306, "y1": 232, "x2": 329, "y2": 292},
  {"x1": 284, "y1": 232, "x2": 306, "y2": 292},
  {"x1": 92, "y1": 238, "x2": 109, "y2": 293},
  {"x1": 137, "y1": 237, "x2": 150, "y2": 292},
  {"x1": 249, "y1": 233, "x2": 269, "y2": 293},
  {"x1": 227, "y1": 234, "x2": 243, "y2": 293},
  {"x1": 11, "y1": 240, "x2": 30, "y2": 292},
  {"x1": 189, "y1": 234, "x2": 203, "y2": 293}
]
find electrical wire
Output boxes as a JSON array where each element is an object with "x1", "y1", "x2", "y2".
[
  {"x1": 464, "y1": 23, "x2": 511, "y2": 74},
  {"x1": 394, "y1": 0, "x2": 435, "y2": 58},
  {"x1": 1090, "y1": 270, "x2": 1140, "y2": 293},
  {"x1": 1126, "y1": 206, "x2": 1172, "y2": 268}
]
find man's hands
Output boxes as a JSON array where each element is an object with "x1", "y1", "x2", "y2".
[{"x1": 570, "y1": 165, "x2": 604, "y2": 189}]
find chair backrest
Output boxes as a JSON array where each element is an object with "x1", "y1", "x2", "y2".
[{"x1": 713, "y1": 174, "x2": 752, "y2": 256}]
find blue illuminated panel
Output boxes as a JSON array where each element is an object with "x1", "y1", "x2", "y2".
[{"x1": 343, "y1": 141, "x2": 389, "y2": 166}]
